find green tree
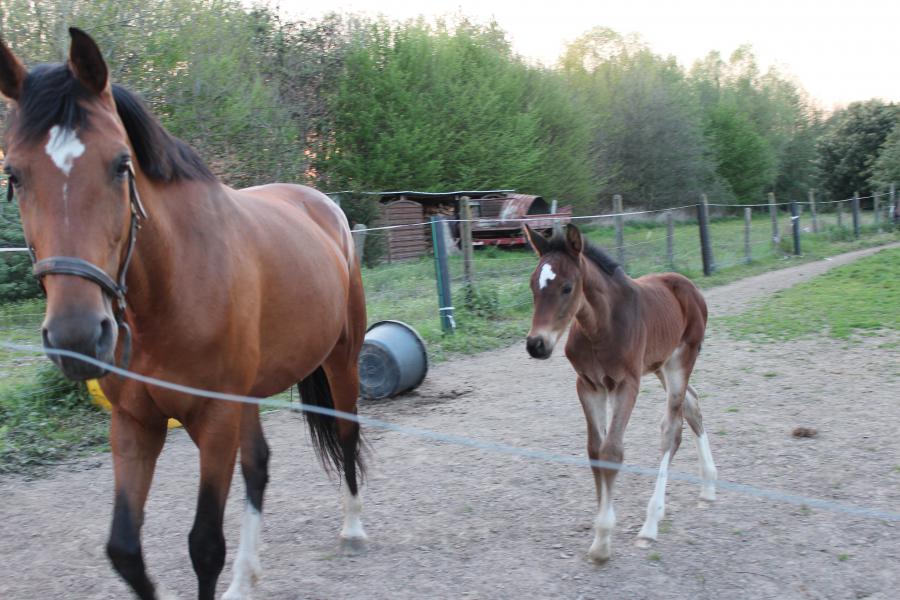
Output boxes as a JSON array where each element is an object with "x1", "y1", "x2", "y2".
[
  {"x1": 816, "y1": 100, "x2": 899, "y2": 199},
  {"x1": 705, "y1": 104, "x2": 775, "y2": 201},
  {"x1": 869, "y1": 123, "x2": 900, "y2": 191}
]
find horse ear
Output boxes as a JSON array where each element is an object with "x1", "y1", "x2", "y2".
[
  {"x1": 68, "y1": 28, "x2": 109, "y2": 96},
  {"x1": 0, "y1": 36, "x2": 27, "y2": 101},
  {"x1": 523, "y1": 224, "x2": 550, "y2": 256},
  {"x1": 564, "y1": 223, "x2": 583, "y2": 256}
]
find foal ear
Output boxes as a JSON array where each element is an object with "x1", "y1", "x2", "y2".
[
  {"x1": 523, "y1": 224, "x2": 550, "y2": 256},
  {"x1": 68, "y1": 28, "x2": 110, "y2": 96},
  {"x1": 564, "y1": 223, "x2": 583, "y2": 256},
  {"x1": 0, "y1": 36, "x2": 27, "y2": 101}
]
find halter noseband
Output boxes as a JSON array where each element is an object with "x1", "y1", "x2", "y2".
[{"x1": 9, "y1": 164, "x2": 148, "y2": 368}]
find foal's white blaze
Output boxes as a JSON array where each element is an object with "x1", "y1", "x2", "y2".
[
  {"x1": 45, "y1": 126, "x2": 85, "y2": 176},
  {"x1": 223, "y1": 505, "x2": 262, "y2": 600},
  {"x1": 696, "y1": 432, "x2": 717, "y2": 502},
  {"x1": 340, "y1": 487, "x2": 367, "y2": 541},
  {"x1": 589, "y1": 478, "x2": 615, "y2": 562},
  {"x1": 538, "y1": 262, "x2": 556, "y2": 290},
  {"x1": 637, "y1": 451, "x2": 670, "y2": 543}
]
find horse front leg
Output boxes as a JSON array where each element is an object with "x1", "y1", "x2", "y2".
[
  {"x1": 106, "y1": 398, "x2": 168, "y2": 600},
  {"x1": 588, "y1": 376, "x2": 639, "y2": 563},
  {"x1": 186, "y1": 404, "x2": 240, "y2": 600}
]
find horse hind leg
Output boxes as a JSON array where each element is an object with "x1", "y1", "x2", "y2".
[
  {"x1": 684, "y1": 384, "x2": 717, "y2": 503},
  {"x1": 224, "y1": 406, "x2": 270, "y2": 600}
]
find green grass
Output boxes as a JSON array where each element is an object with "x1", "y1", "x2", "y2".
[
  {"x1": 0, "y1": 362, "x2": 108, "y2": 474},
  {"x1": 723, "y1": 247, "x2": 900, "y2": 341}
]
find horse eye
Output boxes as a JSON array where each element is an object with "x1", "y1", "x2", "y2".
[
  {"x1": 562, "y1": 283, "x2": 573, "y2": 295},
  {"x1": 115, "y1": 159, "x2": 131, "y2": 178}
]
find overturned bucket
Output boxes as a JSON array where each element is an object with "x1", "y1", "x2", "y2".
[{"x1": 359, "y1": 320, "x2": 428, "y2": 400}]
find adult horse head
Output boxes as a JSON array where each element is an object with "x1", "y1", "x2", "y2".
[
  {"x1": 1, "y1": 29, "x2": 152, "y2": 379},
  {"x1": 2, "y1": 29, "x2": 368, "y2": 600}
]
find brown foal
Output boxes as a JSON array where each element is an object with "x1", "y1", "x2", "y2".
[
  {"x1": 524, "y1": 224, "x2": 717, "y2": 562},
  {"x1": 1, "y1": 30, "x2": 367, "y2": 599}
]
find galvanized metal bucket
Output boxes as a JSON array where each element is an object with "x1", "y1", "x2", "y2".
[{"x1": 358, "y1": 320, "x2": 428, "y2": 399}]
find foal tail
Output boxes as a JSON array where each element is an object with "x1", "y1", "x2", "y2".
[{"x1": 298, "y1": 366, "x2": 365, "y2": 477}]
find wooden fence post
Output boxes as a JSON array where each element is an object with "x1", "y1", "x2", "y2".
[
  {"x1": 873, "y1": 193, "x2": 880, "y2": 230},
  {"x1": 837, "y1": 198, "x2": 844, "y2": 229},
  {"x1": 459, "y1": 196, "x2": 474, "y2": 285},
  {"x1": 790, "y1": 201, "x2": 801, "y2": 255},
  {"x1": 613, "y1": 194, "x2": 625, "y2": 268},
  {"x1": 891, "y1": 182, "x2": 897, "y2": 225},
  {"x1": 744, "y1": 207, "x2": 752, "y2": 263},
  {"x1": 808, "y1": 189, "x2": 818, "y2": 233},
  {"x1": 352, "y1": 224, "x2": 367, "y2": 265},
  {"x1": 666, "y1": 211, "x2": 674, "y2": 270},
  {"x1": 697, "y1": 194, "x2": 714, "y2": 276},
  {"x1": 852, "y1": 191, "x2": 861, "y2": 239},
  {"x1": 768, "y1": 192, "x2": 779, "y2": 245},
  {"x1": 430, "y1": 216, "x2": 455, "y2": 333}
]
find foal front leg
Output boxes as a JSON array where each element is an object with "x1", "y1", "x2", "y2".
[
  {"x1": 584, "y1": 376, "x2": 638, "y2": 563},
  {"x1": 187, "y1": 408, "x2": 240, "y2": 600}
]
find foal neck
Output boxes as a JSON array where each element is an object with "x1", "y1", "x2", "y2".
[{"x1": 575, "y1": 254, "x2": 633, "y2": 335}]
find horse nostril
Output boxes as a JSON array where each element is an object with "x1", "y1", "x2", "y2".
[
  {"x1": 42, "y1": 326, "x2": 54, "y2": 350},
  {"x1": 96, "y1": 317, "x2": 115, "y2": 358}
]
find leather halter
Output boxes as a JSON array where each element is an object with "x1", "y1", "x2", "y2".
[{"x1": 9, "y1": 164, "x2": 148, "y2": 368}]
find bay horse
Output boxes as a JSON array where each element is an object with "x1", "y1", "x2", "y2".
[
  {"x1": 523, "y1": 224, "x2": 717, "y2": 562},
  {"x1": 0, "y1": 29, "x2": 367, "y2": 599}
]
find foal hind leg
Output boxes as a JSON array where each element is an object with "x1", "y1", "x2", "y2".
[
  {"x1": 637, "y1": 350, "x2": 695, "y2": 546},
  {"x1": 224, "y1": 406, "x2": 270, "y2": 600},
  {"x1": 684, "y1": 384, "x2": 717, "y2": 502}
]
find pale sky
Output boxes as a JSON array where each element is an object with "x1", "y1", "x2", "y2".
[{"x1": 278, "y1": 0, "x2": 900, "y2": 110}]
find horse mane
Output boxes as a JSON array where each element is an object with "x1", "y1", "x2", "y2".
[
  {"x1": 545, "y1": 229, "x2": 621, "y2": 276},
  {"x1": 14, "y1": 63, "x2": 215, "y2": 184}
]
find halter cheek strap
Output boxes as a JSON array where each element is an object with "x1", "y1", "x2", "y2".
[{"x1": 26, "y1": 165, "x2": 146, "y2": 369}]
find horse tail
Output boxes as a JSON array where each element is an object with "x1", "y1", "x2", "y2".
[{"x1": 298, "y1": 366, "x2": 359, "y2": 475}]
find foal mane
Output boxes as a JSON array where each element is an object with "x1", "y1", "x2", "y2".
[
  {"x1": 14, "y1": 63, "x2": 215, "y2": 184},
  {"x1": 545, "y1": 230, "x2": 621, "y2": 276}
]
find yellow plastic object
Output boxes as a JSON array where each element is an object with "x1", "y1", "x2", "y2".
[{"x1": 86, "y1": 379, "x2": 182, "y2": 429}]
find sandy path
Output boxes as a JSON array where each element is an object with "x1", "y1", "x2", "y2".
[{"x1": 0, "y1": 244, "x2": 898, "y2": 600}]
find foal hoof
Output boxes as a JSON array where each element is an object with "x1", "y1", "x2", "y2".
[
  {"x1": 339, "y1": 536, "x2": 367, "y2": 555},
  {"x1": 587, "y1": 542, "x2": 611, "y2": 563},
  {"x1": 634, "y1": 536, "x2": 654, "y2": 549}
]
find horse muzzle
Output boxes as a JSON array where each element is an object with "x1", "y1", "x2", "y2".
[
  {"x1": 42, "y1": 312, "x2": 117, "y2": 380},
  {"x1": 526, "y1": 334, "x2": 553, "y2": 360}
]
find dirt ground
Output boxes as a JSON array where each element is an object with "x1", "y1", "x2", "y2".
[{"x1": 0, "y1": 244, "x2": 898, "y2": 600}]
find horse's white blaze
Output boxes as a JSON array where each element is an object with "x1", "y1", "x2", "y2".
[
  {"x1": 45, "y1": 126, "x2": 85, "y2": 176},
  {"x1": 696, "y1": 432, "x2": 717, "y2": 501},
  {"x1": 538, "y1": 262, "x2": 556, "y2": 290},
  {"x1": 223, "y1": 505, "x2": 262, "y2": 600},
  {"x1": 589, "y1": 478, "x2": 615, "y2": 561},
  {"x1": 340, "y1": 487, "x2": 367, "y2": 540},
  {"x1": 638, "y1": 451, "x2": 670, "y2": 541}
]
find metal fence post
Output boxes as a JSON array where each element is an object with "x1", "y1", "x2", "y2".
[
  {"x1": 768, "y1": 192, "x2": 779, "y2": 245},
  {"x1": 790, "y1": 201, "x2": 801, "y2": 256},
  {"x1": 612, "y1": 194, "x2": 625, "y2": 268},
  {"x1": 808, "y1": 189, "x2": 818, "y2": 233},
  {"x1": 697, "y1": 194, "x2": 714, "y2": 276},
  {"x1": 665, "y1": 210, "x2": 674, "y2": 270},
  {"x1": 430, "y1": 216, "x2": 455, "y2": 333},
  {"x1": 744, "y1": 207, "x2": 752, "y2": 263},
  {"x1": 852, "y1": 191, "x2": 860, "y2": 239}
]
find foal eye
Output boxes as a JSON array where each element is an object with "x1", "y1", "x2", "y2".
[{"x1": 561, "y1": 283, "x2": 573, "y2": 295}]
